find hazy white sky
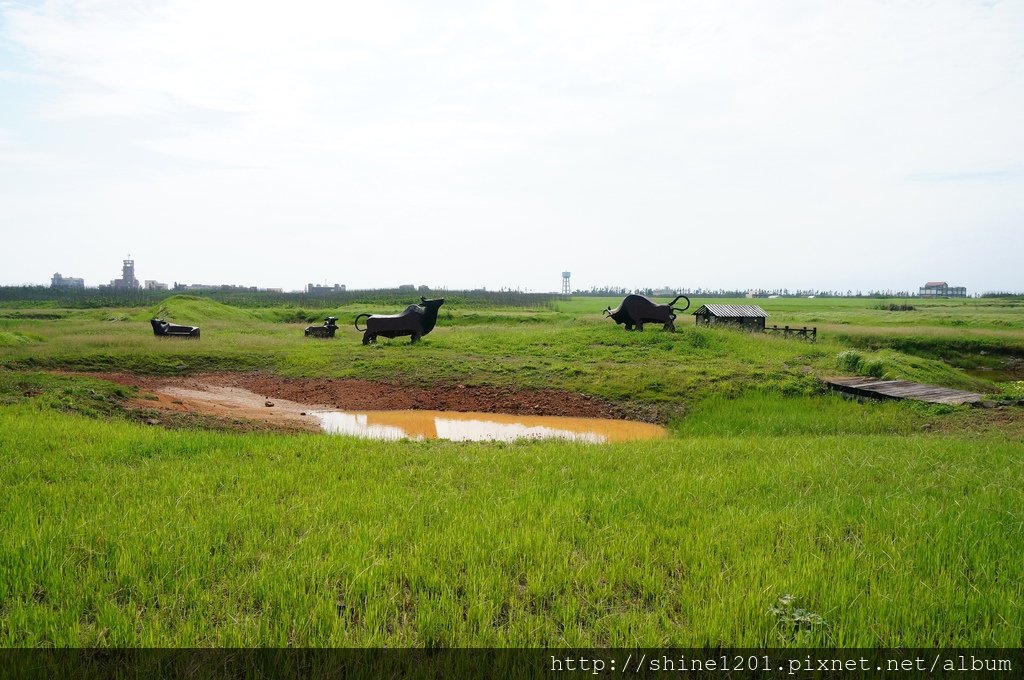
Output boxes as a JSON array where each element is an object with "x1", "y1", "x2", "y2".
[{"x1": 1, "y1": 0, "x2": 1021, "y2": 293}]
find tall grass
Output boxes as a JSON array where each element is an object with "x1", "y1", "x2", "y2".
[
  {"x1": 1, "y1": 404, "x2": 1021, "y2": 647},
  {"x1": 674, "y1": 392, "x2": 921, "y2": 436}
]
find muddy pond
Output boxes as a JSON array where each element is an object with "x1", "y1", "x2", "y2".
[{"x1": 132, "y1": 380, "x2": 667, "y2": 443}]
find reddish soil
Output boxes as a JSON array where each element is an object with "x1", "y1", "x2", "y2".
[
  {"x1": 78, "y1": 372, "x2": 667, "y2": 430},
  {"x1": 127, "y1": 384, "x2": 322, "y2": 433}
]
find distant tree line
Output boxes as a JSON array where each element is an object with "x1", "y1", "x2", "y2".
[
  {"x1": 2, "y1": 285, "x2": 1019, "y2": 309},
  {"x1": 573, "y1": 286, "x2": 1020, "y2": 298},
  {"x1": 0, "y1": 286, "x2": 557, "y2": 309}
]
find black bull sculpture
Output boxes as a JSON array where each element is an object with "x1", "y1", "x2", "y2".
[
  {"x1": 305, "y1": 316, "x2": 339, "y2": 338},
  {"x1": 604, "y1": 294, "x2": 691, "y2": 331},
  {"x1": 150, "y1": 318, "x2": 200, "y2": 338},
  {"x1": 354, "y1": 298, "x2": 445, "y2": 344}
]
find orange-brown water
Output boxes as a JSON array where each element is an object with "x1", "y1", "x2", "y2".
[{"x1": 313, "y1": 409, "x2": 668, "y2": 443}]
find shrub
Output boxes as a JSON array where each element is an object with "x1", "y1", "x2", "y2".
[
  {"x1": 863, "y1": 360, "x2": 886, "y2": 378},
  {"x1": 770, "y1": 594, "x2": 827, "y2": 641},
  {"x1": 836, "y1": 350, "x2": 863, "y2": 373}
]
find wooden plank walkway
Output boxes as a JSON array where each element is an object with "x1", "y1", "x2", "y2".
[{"x1": 824, "y1": 376, "x2": 982, "y2": 405}]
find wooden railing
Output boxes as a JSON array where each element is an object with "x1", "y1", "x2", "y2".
[{"x1": 765, "y1": 325, "x2": 817, "y2": 341}]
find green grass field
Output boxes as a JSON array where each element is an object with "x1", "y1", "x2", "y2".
[{"x1": 1, "y1": 294, "x2": 1022, "y2": 646}]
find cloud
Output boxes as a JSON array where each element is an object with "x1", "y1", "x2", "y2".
[
  {"x1": 908, "y1": 168, "x2": 1022, "y2": 183},
  {"x1": 1, "y1": 0, "x2": 1022, "y2": 290}
]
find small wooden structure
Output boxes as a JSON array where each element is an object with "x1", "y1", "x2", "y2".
[
  {"x1": 919, "y1": 281, "x2": 967, "y2": 298},
  {"x1": 693, "y1": 304, "x2": 768, "y2": 331},
  {"x1": 825, "y1": 377, "x2": 981, "y2": 405}
]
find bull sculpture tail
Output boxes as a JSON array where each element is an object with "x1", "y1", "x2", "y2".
[
  {"x1": 354, "y1": 313, "x2": 371, "y2": 332},
  {"x1": 669, "y1": 294, "x2": 691, "y2": 313}
]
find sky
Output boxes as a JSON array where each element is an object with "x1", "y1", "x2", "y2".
[{"x1": 0, "y1": 0, "x2": 1021, "y2": 294}]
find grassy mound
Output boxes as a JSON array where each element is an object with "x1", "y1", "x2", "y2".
[
  {"x1": 0, "y1": 331, "x2": 42, "y2": 347},
  {"x1": 138, "y1": 295, "x2": 257, "y2": 324},
  {"x1": 0, "y1": 331, "x2": 41, "y2": 348}
]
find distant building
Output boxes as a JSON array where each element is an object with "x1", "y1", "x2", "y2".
[
  {"x1": 306, "y1": 283, "x2": 346, "y2": 294},
  {"x1": 919, "y1": 281, "x2": 966, "y2": 298},
  {"x1": 693, "y1": 304, "x2": 769, "y2": 331},
  {"x1": 171, "y1": 282, "x2": 281, "y2": 293},
  {"x1": 51, "y1": 272, "x2": 85, "y2": 289},
  {"x1": 108, "y1": 259, "x2": 140, "y2": 290},
  {"x1": 398, "y1": 284, "x2": 416, "y2": 292},
  {"x1": 144, "y1": 280, "x2": 168, "y2": 291},
  {"x1": 174, "y1": 283, "x2": 222, "y2": 291}
]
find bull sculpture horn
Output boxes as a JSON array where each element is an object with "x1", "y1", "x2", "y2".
[{"x1": 668, "y1": 294, "x2": 691, "y2": 312}]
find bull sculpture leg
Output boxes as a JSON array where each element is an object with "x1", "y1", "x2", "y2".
[
  {"x1": 362, "y1": 331, "x2": 377, "y2": 345},
  {"x1": 410, "y1": 333, "x2": 421, "y2": 344}
]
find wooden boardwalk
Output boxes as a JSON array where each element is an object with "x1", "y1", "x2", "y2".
[{"x1": 825, "y1": 377, "x2": 982, "y2": 405}]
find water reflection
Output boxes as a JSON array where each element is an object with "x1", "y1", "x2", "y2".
[
  {"x1": 312, "y1": 412, "x2": 414, "y2": 440},
  {"x1": 434, "y1": 417, "x2": 604, "y2": 443},
  {"x1": 311, "y1": 409, "x2": 666, "y2": 443}
]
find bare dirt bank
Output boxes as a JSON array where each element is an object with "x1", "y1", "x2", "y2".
[{"x1": 73, "y1": 372, "x2": 667, "y2": 432}]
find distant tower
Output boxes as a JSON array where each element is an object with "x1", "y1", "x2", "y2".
[
  {"x1": 561, "y1": 271, "x2": 571, "y2": 295},
  {"x1": 110, "y1": 256, "x2": 140, "y2": 289},
  {"x1": 122, "y1": 259, "x2": 136, "y2": 284}
]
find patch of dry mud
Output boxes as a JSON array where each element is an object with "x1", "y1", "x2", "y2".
[{"x1": 137, "y1": 385, "x2": 321, "y2": 431}]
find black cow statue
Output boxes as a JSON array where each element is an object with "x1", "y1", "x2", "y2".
[
  {"x1": 304, "y1": 316, "x2": 339, "y2": 338},
  {"x1": 604, "y1": 294, "x2": 690, "y2": 332},
  {"x1": 354, "y1": 298, "x2": 445, "y2": 345},
  {"x1": 150, "y1": 318, "x2": 200, "y2": 338}
]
